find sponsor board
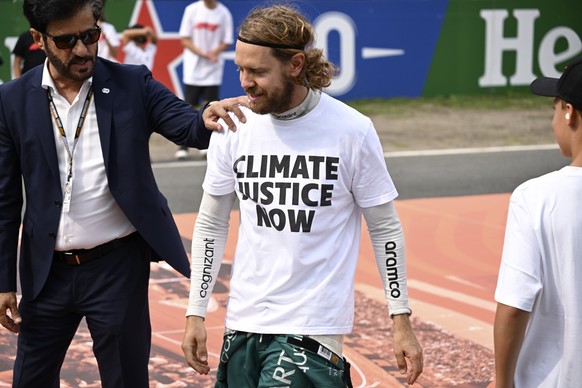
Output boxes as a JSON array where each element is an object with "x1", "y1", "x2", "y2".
[{"x1": 1, "y1": 0, "x2": 580, "y2": 99}]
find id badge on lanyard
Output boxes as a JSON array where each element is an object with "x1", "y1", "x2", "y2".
[
  {"x1": 47, "y1": 86, "x2": 93, "y2": 213},
  {"x1": 62, "y1": 159, "x2": 74, "y2": 213}
]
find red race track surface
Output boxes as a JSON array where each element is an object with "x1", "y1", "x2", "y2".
[{"x1": 0, "y1": 193, "x2": 508, "y2": 387}]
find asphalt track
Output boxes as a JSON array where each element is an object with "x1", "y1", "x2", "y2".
[
  {"x1": 0, "y1": 146, "x2": 569, "y2": 387},
  {"x1": 154, "y1": 145, "x2": 568, "y2": 213}
]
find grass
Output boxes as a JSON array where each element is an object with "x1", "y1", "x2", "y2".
[{"x1": 346, "y1": 92, "x2": 551, "y2": 116}]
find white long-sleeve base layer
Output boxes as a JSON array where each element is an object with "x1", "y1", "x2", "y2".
[{"x1": 187, "y1": 192, "x2": 411, "y2": 322}]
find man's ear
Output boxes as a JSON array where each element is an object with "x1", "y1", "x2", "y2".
[
  {"x1": 288, "y1": 52, "x2": 305, "y2": 77},
  {"x1": 29, "y1": 28, "x2": 44, "y2": 50}
]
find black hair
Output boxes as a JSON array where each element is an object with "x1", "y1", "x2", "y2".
[{"x1": 23, "y1": 0, "x2": 103, "y2": 33}]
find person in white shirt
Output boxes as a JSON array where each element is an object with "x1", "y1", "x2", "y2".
[
  {"x1": 494, "y1": 56, "x2": 582, "y2": 387},
  {"x1": 175, "y1": 0, "x2": 233, "y2": 160},
  {"x1": 181, "y1": 4, "x2": 423, "y2": 387},
  {"x1": 121, "y1": 24, "x2": 157, "y2": 71},
  {"x1": 97, "y1": 19, "x2": 119, "y2": 61},
  {"x1": 96, "y1": 1, "x2": 119, "y2": 62}
]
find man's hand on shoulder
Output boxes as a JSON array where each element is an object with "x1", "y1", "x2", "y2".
[
  {"x1": 0, "y1": 292, "x2": 21, "y2": 333},
  {"x1": 203, "y1": 96, "x2": 250, "y2": 132}
]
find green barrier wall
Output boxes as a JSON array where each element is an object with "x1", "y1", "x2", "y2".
[{"x1": 425, "y1": 0, "x2": 582, "y2": 96}]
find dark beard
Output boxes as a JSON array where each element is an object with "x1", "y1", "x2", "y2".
[
  {"x1": 247, "y1": 79, "x2": 295, "y2": 115},
  {"x1": 44, "y1": 43, "x2": 95, "y2": 82}
]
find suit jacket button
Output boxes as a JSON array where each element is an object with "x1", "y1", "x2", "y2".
[
  {"x1": 48, "y1": 232, "x2": 56, "y2": 239},
  {"x1": 54, "y1": 200, "x2": 62, "y2": 207}
]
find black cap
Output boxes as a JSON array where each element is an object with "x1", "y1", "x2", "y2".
[{"x1": 530, "y1": 57, "x2": 582, "y2": 111}]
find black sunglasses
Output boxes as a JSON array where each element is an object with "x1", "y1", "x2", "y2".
[{"x1": 44, "y1": 26, "x2": 101, "y2": 49}]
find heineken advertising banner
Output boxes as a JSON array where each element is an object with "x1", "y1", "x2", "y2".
[{"x1": 1, "y1": 0, "x2": 580, "y2": 100}]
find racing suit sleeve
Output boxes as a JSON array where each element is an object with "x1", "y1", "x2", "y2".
[
  {"x1": 186, "y1": 191, "x2": 236, "y2": 317},
  {"x1": 362, "y1": 201, "x2": 412, "y2": 317}
]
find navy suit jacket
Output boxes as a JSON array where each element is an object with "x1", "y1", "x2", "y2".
[{"x1": 0, "y1": 58, "x2": 210, "y2": 301}]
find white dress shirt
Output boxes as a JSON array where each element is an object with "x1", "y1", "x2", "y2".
[{"x1": 42, "y1": 64, "x2": 135, "y2": 251}]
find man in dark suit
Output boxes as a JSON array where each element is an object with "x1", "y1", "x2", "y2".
[{"x1": 0, "y1": 0, "x2": 245, "y2": 386}]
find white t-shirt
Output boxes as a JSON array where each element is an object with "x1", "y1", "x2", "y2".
[
  {"x1": 179, "y1": 0, "x2": 233, "y2": 86},
  {"x1": 123, "y1": 41, "x2": 157, "y2": 71},
  {"x1": 203, "y1": 93, "x2": 398, "y2": 334},
  {"x1": 97, "y1": 21, "x2": 120, "y2": 62},
  {"x1": 495, "y1": 166, "x2": 582, "y2": 387}
]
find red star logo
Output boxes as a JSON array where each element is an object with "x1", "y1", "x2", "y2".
[{"x1": 124, "y1": 1, "x2": 185, "y2": 97}]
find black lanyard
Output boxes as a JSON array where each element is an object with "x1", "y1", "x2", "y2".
[{"x1": 46, "y1": 85, "x2": 93, "y2": 212}]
